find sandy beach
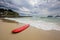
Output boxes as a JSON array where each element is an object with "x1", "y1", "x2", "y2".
[{"x1": 0, "y1": 19, "x2": 60, "y2": 40}]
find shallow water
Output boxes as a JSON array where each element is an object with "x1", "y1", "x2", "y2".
[{"x1": 5, "y1": 17, "x2": 60, "y2": 31}]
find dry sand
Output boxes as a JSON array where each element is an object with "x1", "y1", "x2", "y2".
[{"x1": 0, "y1": 19, "x2": 60, "y2": 40}]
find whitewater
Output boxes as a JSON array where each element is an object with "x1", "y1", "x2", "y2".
[{"x1": 4, "y1": 17, "x2": 60, "y2": 31}]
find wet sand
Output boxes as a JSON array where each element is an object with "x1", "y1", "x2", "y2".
[{"x1": 0, "y1": 19, "x2": 60, "y2": 40}]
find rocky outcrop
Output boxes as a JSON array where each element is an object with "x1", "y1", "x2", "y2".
[{"x1": 0, "y1": 9, "x2": 20, "y2": 17}]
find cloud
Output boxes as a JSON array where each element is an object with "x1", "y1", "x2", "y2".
[
  {"x1": 57, "y1": 0, "x2": 60, "y2": 1},
  {"x1": 0, "y1": 0, "x2": 60, "y2": 16},
  {"x1": 33, "y1": 0, "x2": 60, "y2": 16}
]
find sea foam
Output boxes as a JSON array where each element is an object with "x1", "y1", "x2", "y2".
[{"x1": 4, "y1": 18, "x2": 60, "y2": 31}]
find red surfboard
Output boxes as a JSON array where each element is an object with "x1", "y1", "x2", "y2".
[{"x1": 12, "y1": 24, "x2": 30, "y2": 33}]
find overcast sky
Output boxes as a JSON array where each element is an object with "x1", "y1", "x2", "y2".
[{"x1": 0, "y1": 0, "x2": 60, "y2": 16}]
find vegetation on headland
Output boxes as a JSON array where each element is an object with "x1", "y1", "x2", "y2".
[{"x1": 0, "y1": 8, "x2": 20, "y2": 18}]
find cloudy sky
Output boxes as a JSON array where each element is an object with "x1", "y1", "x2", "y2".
[{"x1": 0, "y1": 0, "x2": 60, "y2": 16}]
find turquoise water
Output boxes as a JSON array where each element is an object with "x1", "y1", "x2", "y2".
[
  {"x1": 19, "y1": 17, "x2": 60, "y2": 23},
  {"x1": 5, "y1": 17, "x2": 60, "y2": 30},
  {"x1": 38, "y1": 17, "x2": 60, "y2": 23}
]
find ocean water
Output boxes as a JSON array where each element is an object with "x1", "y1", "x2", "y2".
[{"x1": 5, "y1": 17, "x2": 60, "y2": 31}]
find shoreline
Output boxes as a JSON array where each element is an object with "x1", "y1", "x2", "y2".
[
  {"x1": 0, "y1": 19, "x2": 60, "y2": 40},
  {"x1": 4, "y1": 18, "x2": 60, "y2": 31}
]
